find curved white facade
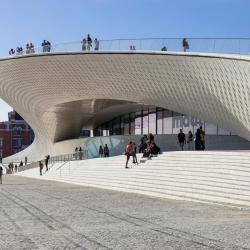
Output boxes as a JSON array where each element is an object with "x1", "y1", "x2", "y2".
[{"x1": 1, "y1": 51, "x2": 250, "y2": 161}]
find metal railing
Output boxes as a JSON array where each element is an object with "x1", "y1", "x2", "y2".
[
  {"x1": 3, "y1": 150, "x2": 88, "y2": 173},
  {"x1": 49, "y1": 150, "x2": 88, "y2": 164},
  {"x1": 6, "y1": 38, "x2": 250, "y2": 58}
]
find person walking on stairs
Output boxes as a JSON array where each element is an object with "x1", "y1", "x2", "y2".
[
  {"x1": 200, "y1": 126, "x2": 206, "y2": 150},
  {"x1": 39, "y1": 161, "x2": 43, "y2": 176},
  {"x1": 187, "y1": 131, "x2": 194, "y2": 150},
  {"x1": 125, "y1": 141, "x2": 134, "y2": 168},
  {"x1": 132, "y1": 142, "x2": 138, "y2": 165},
  {"x1": 45, "y1": 155, "x2": 50, "y2": 171},
  {"x1": 0, "y1": 165, "x2": 3, "y2": 184}
]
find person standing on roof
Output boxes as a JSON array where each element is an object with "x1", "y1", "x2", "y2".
[
  {"x1": 94, "y1": 38, "x2": 99, "y2": 50},
  {"x1": 87, "y1": 34, "x2": 92, "y2": 50},
  {"x1": 182, "y1": 38, "x2": 189, "y2": 52},
  {"x1": 81, "y1": 38, "x2": 86, "y2": 51}
]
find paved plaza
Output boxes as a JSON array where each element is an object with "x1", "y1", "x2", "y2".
[{"x1": 1, "y1": 176, "x2": 250, "y2": 250}]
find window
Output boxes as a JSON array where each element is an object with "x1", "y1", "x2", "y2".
[
  {"x1": 122, "y1": 114, "x2": 130, "y2": 135},
  {"x1": 205, "y1": 123, "x2": 217, "y2": 135},
  {"x1": 108, "y1": 121, "x2": 113, "y2": 136},
  {"x1": 113, "y1": 117, "x2": 121, "y2": 135},
  {"x1": 156, "y1": 109, "x2": 163, "y2": 135},
  {"x1": 142, "y1": 110, "x2": 149, "y2": 135},
  {"x1": 148, "y1": 109, "x2": 156, "y2": 134},
  {"x1": 80, "y1": 130, "x2": 90, "y2": 137},
  {"x1": 135, "y1": 111, "x2": 142, "y2": 135},
  {"x1": 218, "y1": 127, "x2": 230, "y2": 135},
  {"x1": 163, "y1": 110, "x2": 172, "y2": 134},
  {"x1": 12, "y1": 138, "x2": 22, "y2": 148},
  {"x1": 13, "y1": 127, "x2": 22, "y2": 136},
  {"x1": 130, "y1": 113, "x2": 135, "y2": 135},
  {"x1": 93, "y1": 127, "x2": 102, "y2": 137}
]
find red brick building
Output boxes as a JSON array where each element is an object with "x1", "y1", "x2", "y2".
[{"x1": 0, "y1": 111, "x2": 34, "y2": 159}]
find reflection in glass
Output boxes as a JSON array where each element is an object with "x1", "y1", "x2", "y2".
[
  {"x1": 149, "y1": 109, "x2": 156, "y2": 134},
  {"x1": 142, "y1": 110, "x2": 149, "y2": 135},
  {"x1": 218, "y1": 127, "x2": 230, "y2": 135},
  {"x1": 93, "y1": 107, "x2": 232, "y2": 137},
  {"x1": 130, "y1": 113, "x2": 135, "y2": 135},
  {"x1": 163, "y1": 110, "x2": 172, "y2": 134},
  {"x1": 122, "y1": 114, "x2": 130, "y2": 135},
  {"x1": 113, "y1": 117, "x2": 121, "y2": 135},
  {"x1": 135, "y1": 111, "x2": 142, "y2": 135},
  {"x1": 156, "y1": 109, "x2": 163, "y2": 134},
  {"x1": 205, "y1": 123, "x2": 217, "y2": 135}
]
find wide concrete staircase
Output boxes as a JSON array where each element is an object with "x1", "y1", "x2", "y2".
[{"x1": 16, "y1": 151, "x2": 250, "y2": 207}]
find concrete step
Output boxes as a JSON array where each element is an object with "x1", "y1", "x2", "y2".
[{"x1": 16, "y1": 151, "x2": 250, "y2": 207}]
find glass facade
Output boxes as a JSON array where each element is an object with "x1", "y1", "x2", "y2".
[{"x1": 93, "y1": 107, "x2": 233, "y2": 137}]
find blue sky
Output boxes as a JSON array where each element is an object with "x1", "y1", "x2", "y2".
[{"x1": 0, "y1": 0, "x2": 249, "y2": 121}]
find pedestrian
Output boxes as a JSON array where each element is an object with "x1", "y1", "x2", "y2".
[
  {"x1": 87, "y1": 34, "x2": 92, "y2": 50},
  {"x1": 42, "y1": 40, "x2": 47, "y2": 52},
  {"x1": 30, "y1": 43, "x2": 35, "y2": 53},
  {"x1": 81, "y1": 38, "x2": 86, "y2": 51},
  {"x1": 79, "y1": 147, "x2": 83, "y2": 160},
  {"x1": 200, "y1": 126, "x2": 206, "y2": 150},
  {"x1": 132, "y1": 142, "x2": 138, "y2": 164},
  {"x1": 26, "y1": 43, "x2": 30, "y2": 54},
  {"x1": 104, "y1": 144, "x2": 109, "y2": 157},
  {"x1": 15, "y1": 165, "x2": 18, "y2": 172},
  {"x1": 46, "y1": 41, "x2": 51, "y2": 52},
  {"x1": 16, "y1": 47, "x2": 23, "y2": 55},
  {"x1": 39, "y1": 161, "x2": 43, "y2": 176},
  {"x1": 195, "y1": 128, "x2": 201, "y2": 150},
  {"x1": 177, "y1": 129, "x2": 186, "y2": 150},
  {"x1": 187, "y1": 130, "x2": 194, "y2": 150},
  {"x1": 9, "y1": 48, "x2": 15, "y2": 55},
  {"x1": 45, "y1": 155, "x2": 50, "y2": 171},
  {"x1": 25, "y1": 156, "x2": 28, "y2": 165},
  {"x1": 161, "y1": 46, "x2": 167, "y2": 51},
  {"x1": 182, "y1": 38, "x2": 189, "y2": 52},
  {"x1": 139, "y1": 135, "x2": 147, "y2": 153},
  {"x1": 99, "y1": 145, "x2": 104, "y2": 157},
  {"x1": 129, "y1": 45, "x2": 136, "y2": 50},
  {"x1": 0, "y1": 165, "x2": 3, "y2": 184},
  {"x1": 75, "y1": 147, "x2": 78, "y2": 159},
  {"x1": 151, "y1": 142, "x2": 161, "y2": 155},
  {"x1": 125, "y1": 141, "x2": 133, "y2": 168},
  {"x1": 149, "y1": 133, "x2": 154, "y2": 143},
  {"x1": 94, "y1": 38, "x2": 99, "y2": 50}
]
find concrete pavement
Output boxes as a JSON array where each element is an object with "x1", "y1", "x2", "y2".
[{"x1": 1, "y1": 175, "x2": 250, "y2": 250}]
